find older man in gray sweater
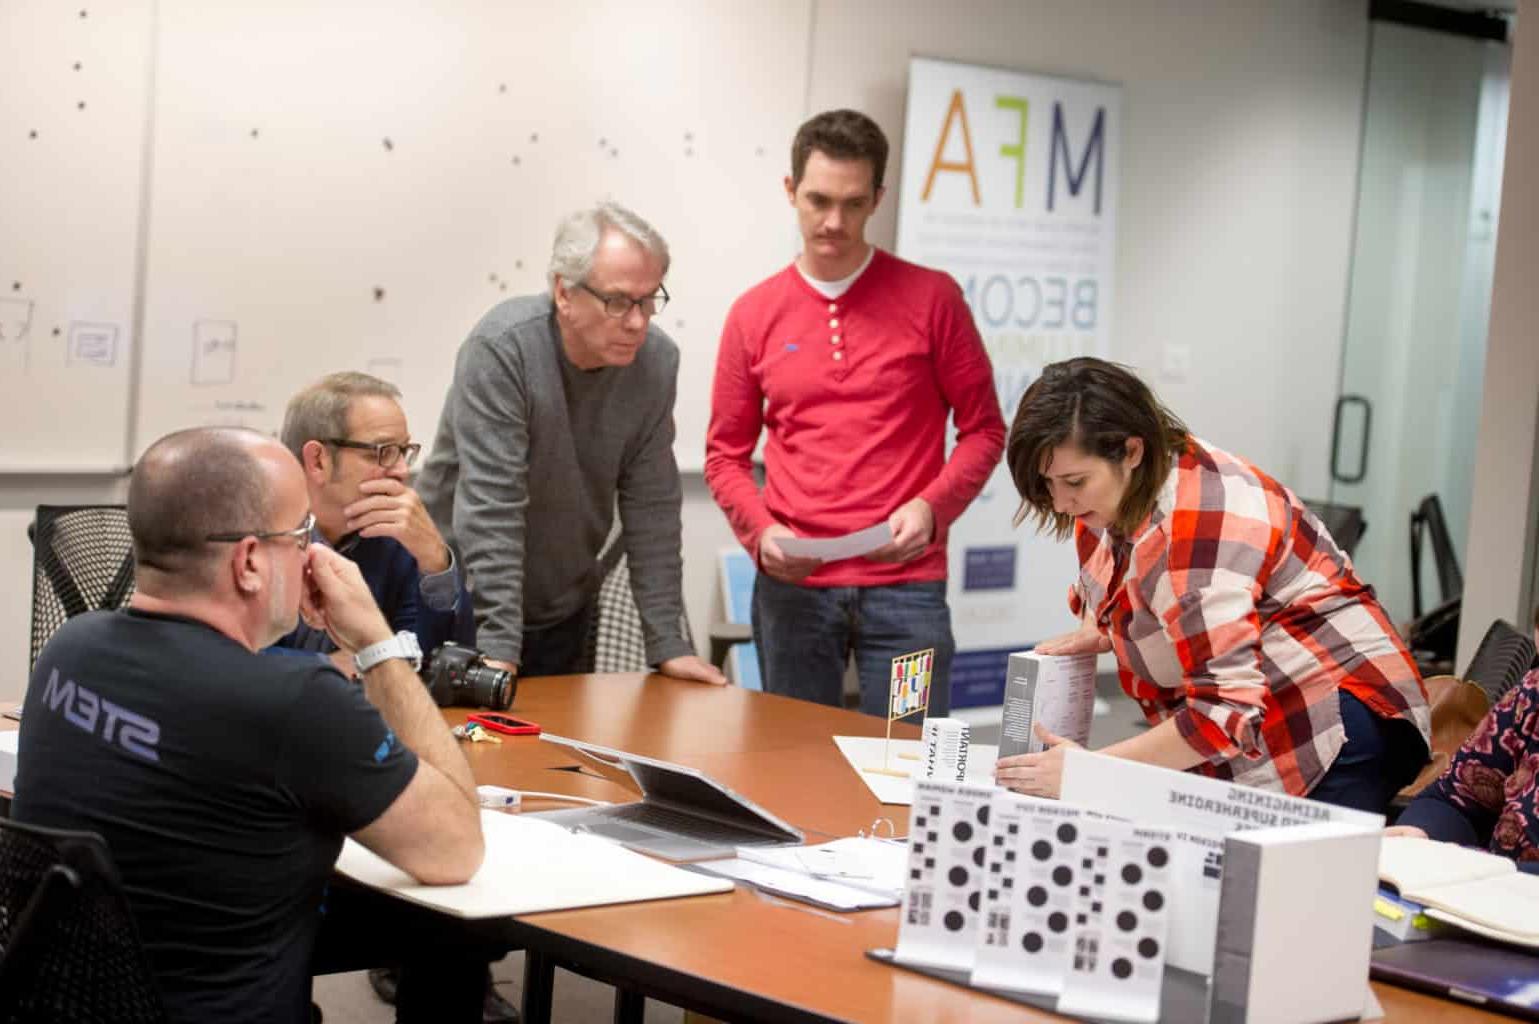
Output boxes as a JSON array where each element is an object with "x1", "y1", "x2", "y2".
[{"x1": 419, "y1": 202, "x2": 723, "y2": 685}]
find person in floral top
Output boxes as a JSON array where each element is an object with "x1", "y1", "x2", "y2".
[
  {"x1": 1390, "y1": 615, "x2": 1539, "y2": 871},
  {"x1": 994, "y1": 358, "x2": 1431, "y2": 814}
]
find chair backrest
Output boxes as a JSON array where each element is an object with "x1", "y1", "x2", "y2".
[
  {"x1": 1395, "y1": 673, "x2": 1492, "y2": 803},
  {"x1": 1301, "y1": 499, "x2": 1367, "y2": 558},
  {"x1": 1460, "y1": 618, "x2": 1537, "y2": 705},
  {"x1": 29, "y1": 505, "x2": 135, "y2": 672},
  {"x1": 584, "y1": 547, "x2": 694, "y2": 674},
  {"x1": 0, "y1": 818, "x2": 167, "y2": 1024},
  {"x1": 1409, "y1": 494, "x2": 1463, "y2": 619}
]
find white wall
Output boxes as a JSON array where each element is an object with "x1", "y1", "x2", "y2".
[
  {"x1": 1458, "y1": 0, "x2": 1539, "y2": 661},
  {"x1": 0, "y1": 0, "x2": 1381, "y2": 701},
  {"x1": 805, "y1": 0, "x2": 1368, "y2": 495}
]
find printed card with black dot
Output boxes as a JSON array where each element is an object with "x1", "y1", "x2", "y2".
[
  {"x1": 1055, "y1": 822, "x2": 1173, "y2": 1023},
  {"x1": 893, "y1": 779, "x2": 996, "y2": 973},
  {"x1": 970, "y1": 791, "x2": 1090, "y2": 995}
]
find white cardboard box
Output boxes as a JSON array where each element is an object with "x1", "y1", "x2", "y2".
[{"x1": 1209, "y1": 821, "x2": 1381, "y2": 1024}]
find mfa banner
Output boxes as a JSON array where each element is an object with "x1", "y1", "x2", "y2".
[{"x1": 895, "y1": 57, "x2": 1121, "y2": 707}]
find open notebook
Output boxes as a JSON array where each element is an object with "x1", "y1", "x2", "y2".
[{"x1": 1379, "y1": 836, "x2": 1539, "y2": 948}]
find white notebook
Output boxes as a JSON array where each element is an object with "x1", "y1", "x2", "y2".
[
  {"x1": 1379, "y1": 836, "x2": 1539, "y2": 946},
  {"x1": 335, "y1": 809, "x2": 732, "y2": 918}
]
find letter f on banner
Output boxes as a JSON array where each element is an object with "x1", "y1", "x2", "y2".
[
  {"x1": 996, "y1": 96, "x2": 1028, "y2": 208},
  {"x1": 921, "y1": 89, "x2": 980, "y2": 204}
]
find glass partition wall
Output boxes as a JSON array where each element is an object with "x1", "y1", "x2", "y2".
[{"x1": 1330, "y1": 14, "x2": 1510, "y2": 629}]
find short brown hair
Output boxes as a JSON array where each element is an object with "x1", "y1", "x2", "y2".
[
  {"x1": 1007, "y1": 358, "x2": 1191, "y2": 540},
  {"x1": 128, "y1": 427, "x2": 274, "y2": 585},
  {"x1": 280, "y1": 371, "x2": 401, "y2": 461},
  {"x1": 791, "y1": 109, "x2": 889, "y2": 191}
]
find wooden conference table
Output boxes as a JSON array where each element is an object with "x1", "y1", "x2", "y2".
[{"x1": 442, "y1": 674, "x2": 1507, "y2": 1024}]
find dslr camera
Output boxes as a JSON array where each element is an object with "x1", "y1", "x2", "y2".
[{"x1": 423, "y1": 642, "x2": 516, "y2": 710}]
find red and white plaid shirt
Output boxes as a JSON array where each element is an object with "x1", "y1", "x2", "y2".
[{"x1": 1071, "y1": 439, "x2": 1430, "y2": 796}]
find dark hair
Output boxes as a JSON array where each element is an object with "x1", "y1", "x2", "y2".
[
  {"x1": 128, "y1": 427, "x2": 274, "y2": 585},
  {"x1": 791, "y1": 109, "x2": 889, "y2": 191},
  {"x1": 1006, "y1": 358, "x2": 1191, "y2": 540}
]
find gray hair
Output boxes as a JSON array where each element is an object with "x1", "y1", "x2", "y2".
[
  {"x1": 547, "y1": 200, "x2": 670, "y2": 291},
  {"x1": 280, "y1": 371, "x2": 402, "y2": 460},
  {"x1": 128, "y1": 427, "x2": 274, "y2": 587}
]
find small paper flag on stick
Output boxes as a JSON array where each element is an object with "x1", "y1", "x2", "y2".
[
  {"x1": 879, "y1": 647, "x2": 935, "y2": 775},
  {"x1": 888, "y1": 647, "x2": 934, "y2": 720}
]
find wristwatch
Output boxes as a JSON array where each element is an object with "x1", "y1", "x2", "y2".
[{"x1": 354, "y1": 630, "x2": 423, "y2": 674}]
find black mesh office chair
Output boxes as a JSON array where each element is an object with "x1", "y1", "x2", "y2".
[
  {"x1": 28, "y1": 505, "x2": 135, "y2": 672},
  {"x1": 583, "y1": 547, "x2": 694, "y2": 674},
  {"x1": 1460, "y1": 619, "x2": 1537, "y2": 706},
  {"x1": 1410, "y1": 494, "x2": 1463, "y2": 619},
  {"x1": 1301, "y1": 499, "x2": 1367, "y2": 558},
  {"x1": 0, "y1": 818, "x2": 167, "y2": 1024}
]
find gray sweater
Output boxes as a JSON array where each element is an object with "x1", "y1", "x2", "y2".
[{"x1": 418, "y1": 294, "x2": 691, "y2": 668}]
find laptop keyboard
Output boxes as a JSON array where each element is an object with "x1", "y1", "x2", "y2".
[{"x1": 602, "y1": 803, "x2": 757, "y2": 844}]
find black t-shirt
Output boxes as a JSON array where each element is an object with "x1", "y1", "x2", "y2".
[{"x1": 12, "y1": 608, "x2": 418, "y2": 1024}]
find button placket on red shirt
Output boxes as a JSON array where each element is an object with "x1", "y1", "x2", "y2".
[{"x1": 827, "y1": 300, "x2": 848, "y2": 380}]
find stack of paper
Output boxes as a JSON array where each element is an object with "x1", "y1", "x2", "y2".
[
  {"x1": 832, "y1": 735, "x2": 999, "y2": 805},
  {"x1": 693, "y1": 837, "x2": 906, "y2": 912}
]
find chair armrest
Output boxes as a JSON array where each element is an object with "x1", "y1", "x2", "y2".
[{"x1": 708, "y1": 622, "x2": 753, "y2": 668}]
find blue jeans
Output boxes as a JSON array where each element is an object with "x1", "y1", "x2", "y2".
[
  {"x1": 1308, "y1": 690, "x2": 1430, "y2": 816},
  {"x1": 752, "y1": 574, "x2": 955, "y2": 720}
]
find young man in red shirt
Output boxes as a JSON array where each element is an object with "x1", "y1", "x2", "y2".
[{"x1": 706, "y1": 109, "x2": 1005, "y2": 716}]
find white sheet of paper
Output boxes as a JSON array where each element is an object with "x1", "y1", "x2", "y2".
[
  {"x1": 832, "y1": 735, "x2": 999, "y2": 805},
  {"x1": 776, "y1": 522, "x2": 893, "y2": 561},
  {"x1": 334, "y1": 809, "x2": 732, "y2": 918},
  {"x1": 736, "y1": 836, "x2": 907, "y2": 898},
  {"x1": 0, "y1": 729, "x2": 17, "y2": 794},
  {"x1": 692, "y1": 857, "x2": 897, "y2": 910}
]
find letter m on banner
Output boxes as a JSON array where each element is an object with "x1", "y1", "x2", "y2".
[{"x1": 1048, "y1": 102, "x2": 1106, "y2": 214}]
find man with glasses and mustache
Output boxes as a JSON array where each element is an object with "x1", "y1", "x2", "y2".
[
  {"x1": 277, "y1": 373, "x2": 515, "y2": 1019},
  {"x1": 274, "y1": 372, "x2": 475, "y2": 680},
  {"x1": 12, "y1": 427, "x2": 505, "y2": 1023},
  {"x1": 419, "y1": 201, "x2": 723, "y2": 686}
]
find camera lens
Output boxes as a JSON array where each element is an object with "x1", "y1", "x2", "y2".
[{"x1": 462, "y1": 663, "x2": 514, "y2": 710}]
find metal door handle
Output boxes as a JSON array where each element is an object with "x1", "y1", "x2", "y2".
[{"x1": 1331, "y1": 395, "x2": 1372, "y2": 484}]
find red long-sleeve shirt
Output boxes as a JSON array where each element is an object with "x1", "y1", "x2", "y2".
[{"x1": 705, "y1": 250, "x2": 1005, "y2": 587}]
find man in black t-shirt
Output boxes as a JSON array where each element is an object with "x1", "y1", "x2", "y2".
[{"x1": 13, "y1": 427, "x2": 499, "y2": 1024}]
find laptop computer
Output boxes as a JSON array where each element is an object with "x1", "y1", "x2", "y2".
[
  {"x1": 529, "y1": 734, "x2": 804, "y2": 861},
  {"x1": 1372, "y1": 935, "x2": 1539, "y2": 1021}
]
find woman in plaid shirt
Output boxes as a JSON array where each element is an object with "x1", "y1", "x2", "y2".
[{"x1": 996, "y1": 358, "x2": 1431, "y2": 813}]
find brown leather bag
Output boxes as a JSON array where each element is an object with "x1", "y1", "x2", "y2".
[{"x1": 1397, "y1": 674, "x2": 1492, "y2": 801}]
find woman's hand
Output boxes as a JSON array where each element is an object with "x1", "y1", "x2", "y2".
[
  {"x1": 994, "y1": 724, "x2": 1083, "y2": 799},
  {"x1": 1034, "y1": 627, "x2": 1111, "y2": 657},
  {"x1": 1384, "y1": 826, "x2": 1429, "y2": 840}
]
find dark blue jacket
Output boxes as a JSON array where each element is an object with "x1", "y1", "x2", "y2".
[{"x1": 270, "y1": 534, "x2": 475, "y2": 663}]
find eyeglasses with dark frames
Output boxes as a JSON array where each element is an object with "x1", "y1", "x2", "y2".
[
  {"x1": 577, "y1": 281, "x2": 670, "y2": 319},
  {"x1": 323, "y1": 438, "x2": 422, "y2": 468},
  {"x1": 206, "y1": 511, "x2": 316, "y2": 550}
]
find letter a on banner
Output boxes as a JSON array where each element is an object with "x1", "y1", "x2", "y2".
[{"x1": 921, "y1": 90, "x2": 980, "y2": 204}]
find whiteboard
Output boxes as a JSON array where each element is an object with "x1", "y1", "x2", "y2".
[
  {"x1": 133, "y1": 0, "x2": 812, "y2": 473},
  {"x1": 0, "y1": 0, "x2": 153, "y2": 471}
]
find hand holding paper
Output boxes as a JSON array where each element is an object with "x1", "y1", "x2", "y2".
[
  {"x1": 774, "y1": 521, "x2": 893, "y2": 561},
  {"x1": 868, "y1": 497, "x2": 934, "y2": 563},
  {"x1": 758, "y1": 524, "x2": 824, "y2": 582}
]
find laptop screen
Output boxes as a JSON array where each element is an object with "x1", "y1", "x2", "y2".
[
  {"x1": 625, "y1": 759, "x2": 796, "y2": 839},
  {"x1": 540, "y1": 734, "x2": 803, "y2": 843}
]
